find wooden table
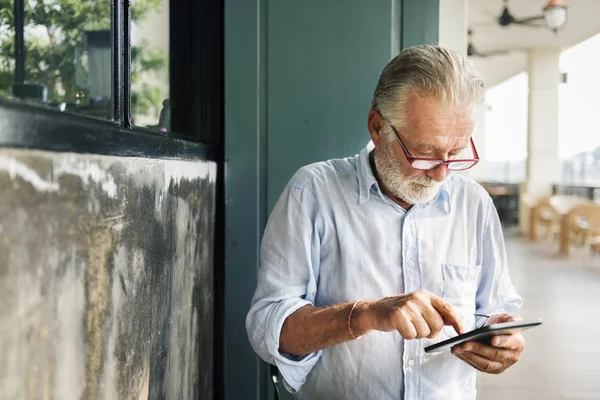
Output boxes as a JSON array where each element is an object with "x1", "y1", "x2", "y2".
[{"x1": 558, "y1": 208, "x2": 571, "y2": 256}]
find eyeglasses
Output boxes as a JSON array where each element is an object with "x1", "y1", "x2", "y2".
[{"x1": 387, "y1": 122, "x2": 479, "y2": 171}]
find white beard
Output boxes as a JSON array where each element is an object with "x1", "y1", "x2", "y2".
[{"x1": 373, "y1": 131, "x2": 443, "y2": 205}]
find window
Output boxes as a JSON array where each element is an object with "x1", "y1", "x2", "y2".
[
  {"x1": 130, "y1": 0, "x2": 170, "y2": 132},
  {"x1": 0, "y1": 0, "x2": 222, "y2": 144},
  {"x1": 0, "y1": 0, "x2": 113, "y2": 120}
]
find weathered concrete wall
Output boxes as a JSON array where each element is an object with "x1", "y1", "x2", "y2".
[{"x1": 0, "y1": 149, "x2": 215, "y2": 399}]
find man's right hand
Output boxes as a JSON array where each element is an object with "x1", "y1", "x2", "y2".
[{"x1": 357, "y1": 290, "x2": 464, "y2": 339}]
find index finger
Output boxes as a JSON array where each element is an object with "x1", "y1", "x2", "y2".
[{"x1": 430, "y1": 296, "x2": 464, "y2": 334}]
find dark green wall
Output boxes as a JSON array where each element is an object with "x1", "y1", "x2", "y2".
[
  {"x1": 401, "y1": 0, "x2": 440, "y2": 49},
  {"x1": 224, "y1": 0, "x2": 266, "y2": 399},
  {"x1": 224, "y1": 1, "x2": 439, "y2": 398},
  {"x1": 266, "y1": 1, "x2": 401, "y2": 210}
]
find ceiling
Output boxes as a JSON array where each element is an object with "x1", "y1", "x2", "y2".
[{"x1": 467, "y1": 0, "x2": 600, "y2": 87}]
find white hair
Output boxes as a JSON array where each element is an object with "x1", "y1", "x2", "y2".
[{"x1": 371, "y1": 45, "x2": 485, "y2": 126}]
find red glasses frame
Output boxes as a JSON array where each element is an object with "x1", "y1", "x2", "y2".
[{"x1": 388, "y1": 123, "x2": 479, "y2": 171}]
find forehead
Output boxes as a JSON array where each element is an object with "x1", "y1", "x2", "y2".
[{"x1": 402, "y1": 95, "x2": 475, "y2": 148}]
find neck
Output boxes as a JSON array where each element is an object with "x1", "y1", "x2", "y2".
[{"x1": 369, "y1": 151, "x2": 414, "y2": 211}]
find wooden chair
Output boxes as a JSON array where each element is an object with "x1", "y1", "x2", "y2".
[
  {"x1": 531, "y1": 198, "x2": 560, "y2": 242},
  {"x1": 566, "y1": 204, "x2": 600, "y2": 254},
  {"x1": 522, "y1": 193, "x2": 549, "y2": 240}
]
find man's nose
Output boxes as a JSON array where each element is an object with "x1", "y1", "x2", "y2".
[{"x1": 426, "y1": 164, "x2": 449, "y2": 182}]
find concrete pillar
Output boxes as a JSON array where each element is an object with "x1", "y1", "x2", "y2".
[
  {"x1": 438, "y1": 0, "x2": 468, "y2": 55},
  {"x1": 526, "y1": 49, "x2": 561, "y2": 195},
  {"x1": 520, "y1": 49, "x2": 561, "y2": 235}
]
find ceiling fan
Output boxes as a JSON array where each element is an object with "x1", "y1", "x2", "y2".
[
  {"x1": 467, "y1": 30, "x2": 510, "y2": 58},
  {"x1": 481, "y1": 0, "x2": 568, "y2": 33},
  {"x1": 496, "y1": 0, "x2": 545, "y2": 28}
]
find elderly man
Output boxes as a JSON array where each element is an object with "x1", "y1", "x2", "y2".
[{"x1": 246, "y1": 45, "x2": 524, "y2": 400}]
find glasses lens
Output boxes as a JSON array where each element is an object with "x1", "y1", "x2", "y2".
[
  {"x1": 447, "y1": 161, "x2": 477, "y2": 171},
  {"x1": 411, "y1": 159, "x2": 443, "y2": 170}
]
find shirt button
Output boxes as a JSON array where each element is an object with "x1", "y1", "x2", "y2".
[
  {"x1": 408, "y1": 359, "x2": 415, "y2": 366},
  {"x1": 407, "y1": 260, "x2": 415, "y2": 267}
]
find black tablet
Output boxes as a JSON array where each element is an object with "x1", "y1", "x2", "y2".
[{"x1": 424, "y1": 320, "x2": 543, "y2": 353}]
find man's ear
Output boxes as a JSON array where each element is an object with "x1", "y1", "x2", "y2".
[{"x1": 368, "y1": 109, "x2": 384, "y2": 148}]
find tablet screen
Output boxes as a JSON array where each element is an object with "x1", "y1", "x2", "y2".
[{"x1": 424, "y1": 320, "x2": 542, "y2": 353}]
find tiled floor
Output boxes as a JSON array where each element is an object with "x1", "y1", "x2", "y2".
[{"x1": 477, "y1": 231, "x2": 600, "y2": 400}]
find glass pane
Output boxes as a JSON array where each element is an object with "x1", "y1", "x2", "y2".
[
  {"x1": 412, "y1": 160, "x2": 442, "y2": 170},
  {"x1": 448, "y1": 161, "x2": 477, "y2": 171},
  {"x1": 0, "y1": 0, "x2": 113, "y2": 120},
  {"x1": 130, "y1": 0, "x2": 169, "y2": 132}
]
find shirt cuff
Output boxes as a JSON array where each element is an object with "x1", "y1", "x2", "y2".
[{"x1": 266, "y1": 298, "x2": 323, "y2": 392}]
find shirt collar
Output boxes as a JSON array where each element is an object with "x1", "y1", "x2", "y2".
[
  {"x1": 432, "y1": 182, "x2": 452, "y2": 215},
  {"x1": 357, "y1": 141, "x2": 380, "y2": 204},
  {"x1": 356, "y1": 141, "x2": 452, "y2": 215}
]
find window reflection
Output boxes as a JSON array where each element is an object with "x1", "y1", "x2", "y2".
[
  {"x1": 131, "y1": 0, "x2": 169, "y2": 132},
  {"x1": 0, "y1": 0, "x2": 113, "y2": 119}
]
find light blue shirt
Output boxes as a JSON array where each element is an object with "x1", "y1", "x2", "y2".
[{"x1": 246, "y1": 143, "x2": 522, "y2": 400}]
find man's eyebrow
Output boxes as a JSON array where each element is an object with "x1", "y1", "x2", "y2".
[
  {"x1": 413, "y1": 143, "x2": 468, "y2": 152},
  {"x1": 414, "y1": 143, "x2": 438, "y2": 150}
]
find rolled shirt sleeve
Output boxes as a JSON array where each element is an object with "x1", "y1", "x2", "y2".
[
  {"x1": 245, "y1": 178, "x2": 323, "y2": 392},
  {"x1": 476, "y1": 196, "x2": 523, "y2": 323}
]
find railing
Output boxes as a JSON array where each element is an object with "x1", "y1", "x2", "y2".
[
  {"x1": 552, "y1": 184, "x2": 600, "y2": 202},
  {"x1": 475, "y1": 183, "x2": 599, "y2": 227}
]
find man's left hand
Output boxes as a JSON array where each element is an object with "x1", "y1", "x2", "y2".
[{"x1": 451, "y1": 313, "x2": 525, "y2": 374}]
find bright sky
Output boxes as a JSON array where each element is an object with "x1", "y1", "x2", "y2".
[
  {"x1": 484, "y1": 32, "x2": 600, "y2": 162},
  {"x1": 558, "y1": 33, "x2": 600, "y2": 159},
  {"x1": 484, "y1": 72, "x2": 528, "y2": 162}
]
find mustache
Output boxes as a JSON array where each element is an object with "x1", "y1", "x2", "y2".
[{"x1": 410, "y1": 174, "x2": 439, "y2": 188}]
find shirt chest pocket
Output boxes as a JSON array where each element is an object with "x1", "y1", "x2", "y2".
[{"x1": 441, "y1": 263, "x2": 480, "y2": 329}]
